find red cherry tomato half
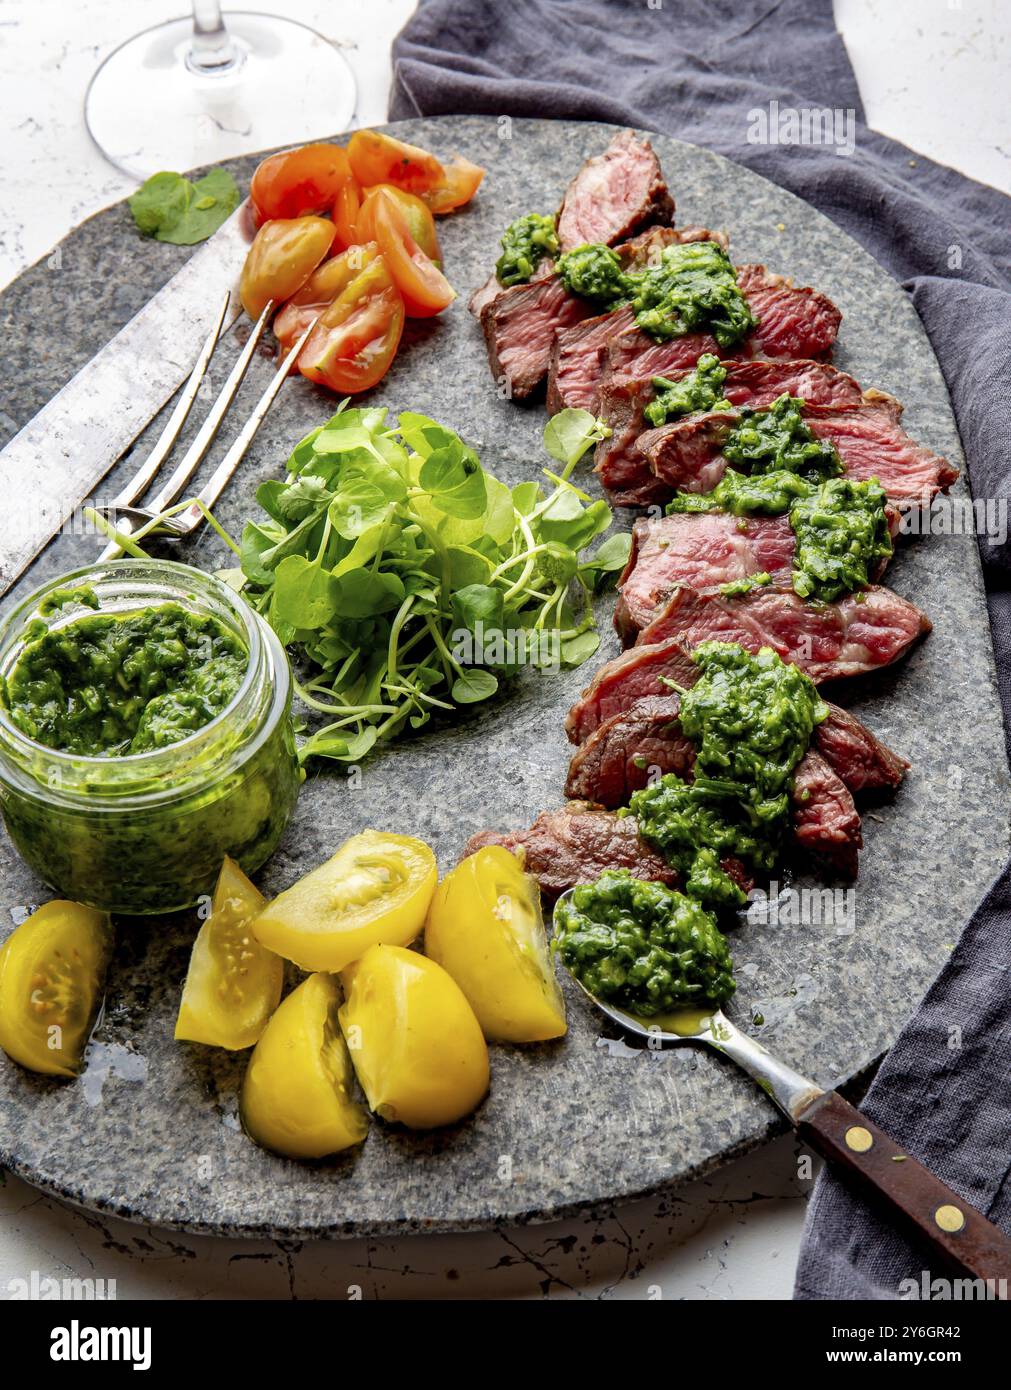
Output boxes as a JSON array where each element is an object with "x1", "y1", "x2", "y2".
[
  {"x1": 250, "y1": 143, "x2": 352, "y2": 221},
  {"x1": 274, "y1": 242, "x2": 381, "y2": 359},
  {"x1": 366, "y1": 188, "x2": 455, "y2": 319},
  {"x1": 298, "y1": 254, "x2": 405, "y2": 394},
  {"x1": 239, "y1": 216, "x2": 336, "y2": 320},
  {"x1": 358, "y1": 185, "x2": 441, "y2": 264},
  {"x1": 422, "y1": 156, "x2": 486, "y2": 214},
  {"x1": 347, "y1": 129, "x2": 445, "y2": 196},
  {"x1": 332, "y1": 179, "x2": 363, "y2": 251}
]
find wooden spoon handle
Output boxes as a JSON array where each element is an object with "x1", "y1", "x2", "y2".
[{"x1": 797, "y1": 1090, "x2": 1011, "y2": 1291}]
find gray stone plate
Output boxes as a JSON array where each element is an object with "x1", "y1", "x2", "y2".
[{"x1": 0, "y1": 118, "x2": 1007, "y2": 1238}]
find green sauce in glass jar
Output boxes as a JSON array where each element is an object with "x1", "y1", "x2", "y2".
[{"x1": 0, "y1": 560, "x2": 302, "y2": 914}]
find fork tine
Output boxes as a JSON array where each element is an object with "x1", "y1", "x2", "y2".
[
  {"x1": 110, "y1": 291, "x2": 231, "y2": 509},
  {"x1": 174, "y1": 317, "x2": 321, "y2": 532},
  {"x1": 142, "y1": 298, "x2": 274, "y2": 515}
]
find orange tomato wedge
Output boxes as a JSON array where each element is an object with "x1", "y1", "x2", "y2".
[
  {"x1": 358, "y1": 185, "x2": 441, "y2": 264},
  {"x1": 366, "y1": 188, "x2": 455, "y2": 319},
  {"x1": 347, "y1": 129, "x2": 445, "y2": 195},
  {"x1": 332, "y1": 178, "x2": 363, "y2": 251},
  {"x1": 422, "y1": 156, "x2": 486, "y2": 214},
  {"x1": 239, "y1": 216, "x2": 336, "y2": 320},
  {"x1": 298, "y1": 254, "x2": 405, "y2": 394},
  {"x1": 274, "y1": 242, "x2": 381, "y2": 358},
  {"x1": 251, "y1": 143, "x2": 353, "y2": 221}
]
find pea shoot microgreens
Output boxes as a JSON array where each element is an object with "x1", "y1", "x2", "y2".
[{"x1": 90, "y1": 406, "x2": 627, "y2": 767}]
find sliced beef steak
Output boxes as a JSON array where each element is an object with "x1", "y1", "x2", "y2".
[
  {"x1": 463, "y1": 804, "x2": 679, "y2": 899},
  {"x1": 546, "y1": 228, "x2": 733, "y2": 415},
  {"x1": 564, "y1": 695, "x2": 691, "y2": 804},
  {"x1": 556, "y1": 130, "x2": 674, "y2": 251},
  {"x1": 564, "y1": 704, "x2": 863, "y2": 874},
  {"x1": 547, "y1": 306, "x2": 637, "y2": 415},
  {"x1": 565, "y1": 636, "x2": 700, "y2": 744},
  {"x1": 468, "y1": 254, "x2": 556, "y2": 320},
  {"x1": 814, "y1": 704, "x2": 909, "y2": 791},
  {"x1": 603, "y1": 265, "x2": 842, "y2": 389},
  {"x1": 479, "y1": 274, "x2": 593, "y2": 400},
  {"x1": 791, "y1": 751, "x2": 862, "y2": 876},
  {"x1": 639, "y1": 393, "x2": 957, "y2": 508},
  {"x1": 613, "y1": 510, "x2": 898, "y2": 637},
  {"x1": 594, "y1": 359, "x2": 864, "y2": 506},
  {"x1": 617, "y1": 512, "x2": 800, "y2": 628},
  {"x1": 634, "y1": 584, "x2": 930, "y2": 683}
]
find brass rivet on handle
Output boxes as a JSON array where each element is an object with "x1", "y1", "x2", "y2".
[
  {"x1": 845, "y1": 1125, "x2": 873, "y2": 1153},
  {"x1": 935, "y1": 1204, "x2": 966, "y2": 1234}
]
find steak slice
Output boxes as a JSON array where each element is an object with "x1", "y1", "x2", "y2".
[
  {"x1": 791, "y1": 751, "x2": 862, "y2": 876},
  {"x1": 547, "y1": 306, "x2": 637, "y2": 415},
  {"x1": 565, "y1": 636, "x2": 699, "y2": 744},
  {"x1": 564, "y1": 695, "x2": 691, "y2": 804},
  {"x1": 463, "y1": 804, "x2": 679, "y2": 899},
  {"x1": 556, "y1": 130, "x2": 674, "y2": 252},
  {"x1": 594, "y1": 359, "x2": 864, "y2": 506},
  {"x1": 814, "y1": 704, "x2": 909, "y2": 791},
  {"x1": 617, "y1": 512, "x2": 800, "y2": 628},
  {"x1": 479, "y1": 274, "x2": 593, "y2": 400},
  {"x1": 468, "y1": 254, "x2": 556, "y2": 319},
  {"x1": 563, "y1": 702, "x2": 863, "y2": 875},
  {"x1": 604, "y1": 265, "x2": 842, "y2": 387},
  {"x1": 639, "y1": 392, "x2": 958, "y2": 509},
  {"x1": 546, "y1": 227, "x2": 733, "y2": 415},
  {"x1": 635, "y1": 584, "x2": 930, "y2": 683}
]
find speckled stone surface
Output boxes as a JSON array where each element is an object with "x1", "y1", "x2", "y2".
[{"x1": 0, "y1": 117, "x2": 1007, "y2": 1238}]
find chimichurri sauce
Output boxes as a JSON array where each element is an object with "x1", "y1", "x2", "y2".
[
  {"x1": 553, "y1": 869, "x2": 736, "y2": 1014},
  {"x1": 723, "y1": 394, "x2": 842, "y2": 482},
  {"x1": 628, "y1": 642, "x2": 826, "y2": 908},
  {"x1": 495, "y1": 212, "x2": 560, "y2": 287},
  {"x1": 643, "y1": 354, "x2": 731, "y2": 428},
  {"x1": 556, "y1": 239, "x2": 756, "y2": 347},
  {"x1": 3, "y1": 603, "x2": 248, "y2": 756},
  {"x1": 555, "y1": 242, "x2": 629, "y2": 305}
]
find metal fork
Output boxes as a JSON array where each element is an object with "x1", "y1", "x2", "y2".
[{"x1": 92, "y1": 291, "x2": 316, "y2": 559}]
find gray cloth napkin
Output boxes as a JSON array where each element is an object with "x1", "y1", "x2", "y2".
[{"x1": 389, "y1": 0, "x2": 1011, "y2": 1298}]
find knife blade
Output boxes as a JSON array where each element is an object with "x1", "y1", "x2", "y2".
[{"x1": 0, "y1": 205, "x2": 254, "y2": 597}]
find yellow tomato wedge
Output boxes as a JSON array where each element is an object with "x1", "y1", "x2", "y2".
[
  {"x1": 251, "y1": 830, "x2": 437, "y2": 972},
  {"x1": 241, "y1": 972, "x2": 368, "y2": 1159},
  {"x1": 175, "y1": 856, "x2": 283, "y2": 1051},
  {"x1": 425, "y1": 847, "x2": 566, "y2": 1043},
  {"x1": 0, "y1": 901, "x2": 111, "y2": 1077},
  {"x1": 239, "y1": 215, "x2": 335, "y2": 319},
  {"x1": 340, "y1": 945, "x2": 489, "y2": 1129}
]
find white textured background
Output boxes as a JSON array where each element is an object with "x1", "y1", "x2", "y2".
[{"x1": 0, "y1": 0, "x2": 1008, "y2": 1300}]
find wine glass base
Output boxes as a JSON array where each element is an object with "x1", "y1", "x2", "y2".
[{"x1": 85, "y1": 12, "x2": 358, "y2": 180}]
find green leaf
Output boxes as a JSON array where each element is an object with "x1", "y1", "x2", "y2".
[
  {"x1": 451, "y1": 668, "x2": 499, "y2": 703},
  {"x1": 299, "y1": 724, "x2": 378, "y2": 765},
  {"x1": 579, "y1": 531, "x2": 633, "y2": 590},
  {"x1": 333, "y1": 569, "x2": 405, "y2": 618},
  {"x1": 328, "y1": 478, "x2": 393, "y2": 538},
  {"x1": 542, "y1": 409, "x2": 611, "y2": 471},
  {"x1": 418, "y1": 443, "x2": 488, "y2": 519},
  {"x1": 537, "y1": 497, "x2": 613, "y2": 551},
  {"x1": 272, "y1": 556, "x2": 337, "y2": 630},
  {"x1": 561, "y1": 631, "x2": 601, "y2": 666},
  {"x1": 128, "y1": 167, "x2": 240, "y2": 245},
  {"x1": 397, "y1": 412, "x2": 465, "y2": 459},
  {"x1": 451, "y1": 584, "x2": 504, "y2": 634},
  {"x1": 240, "y1": 520, "x2": 284, "y2": 587},
  {"x1": 511, "y1": 480, "x2": 541, "y2": 516}
]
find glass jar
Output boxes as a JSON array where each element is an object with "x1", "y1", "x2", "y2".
[{"x1": 0, "y1": 559, "x2": 302, "y2": 914}]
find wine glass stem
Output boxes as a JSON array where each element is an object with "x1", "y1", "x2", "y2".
[{"x1": 187, "y1": 0, "x2": 241, "y2": 75}]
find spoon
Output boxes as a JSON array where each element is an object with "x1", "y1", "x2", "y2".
[{"x1": 553, "y1": 889, "x2": 1011, "y2": 1289}]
